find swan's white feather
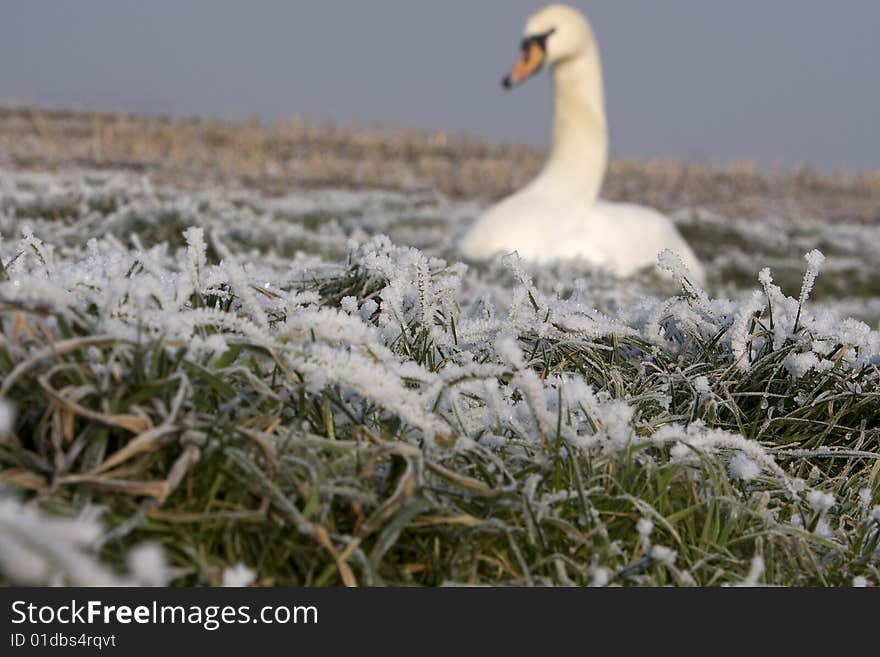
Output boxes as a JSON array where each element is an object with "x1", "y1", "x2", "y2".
[{"x1": 459, "y1": 4, "x2": 706, "y2": 285}]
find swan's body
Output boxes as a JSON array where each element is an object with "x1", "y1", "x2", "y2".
[
  {"x1": 463, "y1": 198, "x2": 700, "y2": 276},
  {"x1": 459, "y1": 4, "x2": 705, "y2": 283}
]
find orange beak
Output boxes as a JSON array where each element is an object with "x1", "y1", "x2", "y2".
[{"x1": 502, "y1": 41, "x2": 546, "y2": 89}]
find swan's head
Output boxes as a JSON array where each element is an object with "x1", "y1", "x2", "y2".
[{"x1": 503, "y1": 4, "x2": 595, "y2": 89}]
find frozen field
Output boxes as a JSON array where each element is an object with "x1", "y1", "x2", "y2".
[{"x1": 0, "y1": 170, "x2": 878, "y2": 586}]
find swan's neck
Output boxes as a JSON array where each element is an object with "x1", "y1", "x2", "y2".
[{"x1": 538, "y1": 50, "x2": 608, "y2": 202}]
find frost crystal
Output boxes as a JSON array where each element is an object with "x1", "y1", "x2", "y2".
[
  {"x1": 729, "y1": 453, "x2": 761, "y2": 482},
  {"x1": 806, "y1": 490, "x2": 835, "y2": 514},
  {"x1": 784, "y1": 352, "x2": 820, "y2": 379},
  {"x1": 650, "y1": 545, "x2": 677, "y2": 567},
  {"x1": 739, "y1": 554, "x2": 765, "y2": 587},
  {"x1": 0, "y1": 495, "x2": 160, "y2": 586},
  {"x1": 729, "y1": 290, "x2": 765, "y2": 372},
  {"x1": 590, "y1": 567, "x2": 611, "y2": 587},
  {"x1": 637, "y1": 517, "x2": 654, "y2": 552},
  {"x1": 799, "y1": 249, "x2": 826, "y2": 308},
  {"x1": 340, "y1": 296, "x2": 359, "y2": 314},
  {"x1": 693, "y1": 376, "x2": 711, "y2": 395},
  {"x1": 223, "y1": 562, "x2": 257, "y2": 587},
  {"x1": 127, "y1": 544, "x2": 170, "y2": 587}
]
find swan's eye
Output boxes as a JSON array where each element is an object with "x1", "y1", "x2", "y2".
[{"x1": 520, "y1": 28, "x2": 556, "y2": 56}]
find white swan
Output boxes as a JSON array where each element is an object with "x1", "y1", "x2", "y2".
[{"x1": 459, "y1": 4, "x2": 706, "y2": 284}]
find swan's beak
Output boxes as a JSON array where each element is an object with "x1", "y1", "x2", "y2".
[{"x1": 502, "y1": 41, "x2": 545, "y2": 89}]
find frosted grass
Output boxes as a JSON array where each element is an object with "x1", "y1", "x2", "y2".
[{"x1": 0, "y1": 170, "x2": 878, "y2": 586}]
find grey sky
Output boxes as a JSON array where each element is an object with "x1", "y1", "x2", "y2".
[{"x1": 1, "y1": 1, "x2": 878, "y2": 170}]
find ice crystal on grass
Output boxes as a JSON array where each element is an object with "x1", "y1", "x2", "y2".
[
  {"x1": 637, "y1": 518, "x2": 654, "y2": 552},
  {"x1": 127, "y1": 544, "x2": 170, "y2": 587},
  {"x1": 222, "y1": 563, "x2": 256, "y2": 588},
  {"x1": 738, "y1": 555, "x2": 765, "y2": 587},
  {"x1": 0, "y1": 495, "x2": 165, "y2": 586},
  {"x1": 799, "y1": 249, "x2": 826, "y2": 309},
  {"x1": 183, "y1": 226, "x2": 207, "y2": 290},
  {"x1": 693, "y1": 376, "x2": 711, "y2": 395},
  {"x1": 729, "y1": 291, "x2": 767, "y2": 372},
  {"x1": 729, "y1": 453, "x2": 761, "y2": 482},
  {"x1": 784, "y1": 351, "x2": 821, "y2": 379},
  {"x1": 590, "y1": 567, "x2": 611, "y2": 588},
  {"x1": 650, "y1": 545, "x2": 677, "y2": 568},
  {"x1": 807, "y1": 491, "x2": 835, "y2": 514}
]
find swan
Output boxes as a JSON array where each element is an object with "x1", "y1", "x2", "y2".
[{"x1": 459, "y1": 4, "x2": 706, "y2": 284}]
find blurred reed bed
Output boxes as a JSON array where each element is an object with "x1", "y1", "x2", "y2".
[{"x1": 1, "y1": 105, "x2": 878, "y2": 223}]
